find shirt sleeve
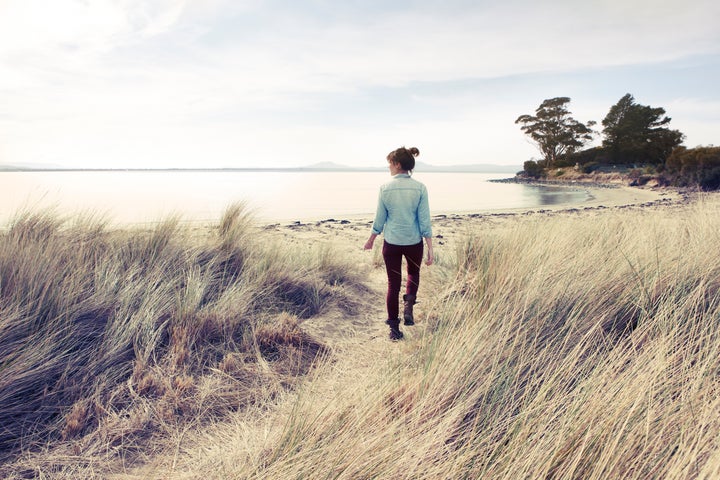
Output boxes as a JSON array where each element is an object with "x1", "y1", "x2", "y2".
[
  {"x1": 371, "y1": 188, "x2": 387, "y2": 235},
  {"x1": 417, "y1": 185, "x2": 432, "y2": 238}
]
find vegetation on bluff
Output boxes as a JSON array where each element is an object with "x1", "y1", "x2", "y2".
[{"x1": 517, "y1": 94, "x2": 718, "y2": 190}]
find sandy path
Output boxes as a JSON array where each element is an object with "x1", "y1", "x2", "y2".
[{"x1": 263, "y1": 218, "x2": 391, "y2": 344}]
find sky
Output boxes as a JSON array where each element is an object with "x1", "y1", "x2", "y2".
[{"x1": 0, "y1": 0, "x2": 719, "y2": 169}]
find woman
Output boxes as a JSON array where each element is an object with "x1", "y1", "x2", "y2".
[{"x1": 364, "y1": 146, "x2": 434, "y2": 341}]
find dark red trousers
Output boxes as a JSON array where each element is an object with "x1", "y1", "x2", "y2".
[{"x1": 382, "y1": 241, "x2": 423, "y2": 321}]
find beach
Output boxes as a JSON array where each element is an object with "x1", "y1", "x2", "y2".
[
  {"x1": 253, "y1": 182, "x2": 686, "y2": 344},
  {"x1": 261, "y1": 183, "x2": 684, "y2": 257}
]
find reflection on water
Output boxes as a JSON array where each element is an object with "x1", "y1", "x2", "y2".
[
  {"x1": 0, "y1": 171, "x2": 592, "y2": 225},
  {"x1": 530, "y1": 185, "x2": 591, "y2": 205}
]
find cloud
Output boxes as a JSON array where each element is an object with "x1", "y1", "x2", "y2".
[
  {"x1": 0, "y1": 0, "x2": 126, "y2": 53},
  {"x1": 180, "y1": 0, "x2": 720, "y2": 90},
  {"x1": 665, "y1": 98, "x2": 720, "y2": 147},
  {"x1": 0, "y1": 0, "x2": 718, "y2": 168}
]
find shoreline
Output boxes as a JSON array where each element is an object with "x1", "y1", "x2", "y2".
[
  {"x1": 0, "y1": 179, "x2": 689, "y2": 234},
  {"x1": 258, "y1": 183, "x2": 696, "y2": 258},
  {"x1": 266, "y1": 182, "x2": 684, "y2": 230}
]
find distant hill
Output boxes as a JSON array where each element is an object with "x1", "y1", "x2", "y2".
[
  {"x1": 0, "y1": 161, "x2": 62, "y2": 171},
  {"x1": 302, "y1": 161, "x2": 520, "y2": 173},
  {"x1": 301, "y1": 162, "x2": 354, "y2": 171},
  {"x1": 1, "y1": 161, "x2": 521, "y2": 173}
]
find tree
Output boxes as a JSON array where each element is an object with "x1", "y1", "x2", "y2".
[
  {"x1": 515, "y1": 97, "x2": 596, "y2": 169},
  {"x1": 523, "y1": 160, "x2": 543, "y2": 178},
  {"x1": 601, "y1": 93, "x2": 684, "y2": 165}
]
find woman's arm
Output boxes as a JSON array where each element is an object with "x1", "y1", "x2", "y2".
[
  {"x1": 366, "y1": 188, "x2": 386, "y2": 250},
  {"x1": 364, "y1": 233, "x2": 378, "y2": 250},
  {"x1": 424, "y1": 236, "x2": 434, "y2": 265},
  {"x1": 417, "y1": 185, "x2": 432, "y2": 239}
]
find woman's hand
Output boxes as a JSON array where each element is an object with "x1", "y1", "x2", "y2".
[
  {"x1": 364, "y1": 234, "x2": 377, "y2": 251},
  {"x1": 425, "y1": 238, "x2": 434, "y2": 266},
  {"x1": 426, "y1": 247, "x2": 434, "y2": 266}
]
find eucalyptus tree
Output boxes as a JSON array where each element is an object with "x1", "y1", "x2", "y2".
[{"x1": 515, "y1": 97, "x2": 596, "y2": 169}]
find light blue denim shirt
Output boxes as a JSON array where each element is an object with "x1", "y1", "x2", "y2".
[{"x1": 371, "y1": 173, "x2": 432, "y2": 246}]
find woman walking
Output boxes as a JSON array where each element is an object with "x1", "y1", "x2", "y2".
[{"x1": 364, "y1": 146, "x2": 434, "y2": 341}]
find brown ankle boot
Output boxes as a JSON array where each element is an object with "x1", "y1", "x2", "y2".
[
  {"x1": 386, "y1": 318, "x2": 404, "y2": 341},
  {"x1": 403, "y1": 294, "x2": 416, "y2": 326}
]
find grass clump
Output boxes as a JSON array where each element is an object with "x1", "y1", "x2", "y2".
[{"x1": 0, "y1": 203, "x2": 362, "y2": 475}]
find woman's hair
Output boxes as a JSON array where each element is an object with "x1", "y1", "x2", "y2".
[{"x1": 387, "y1": 146, "x2": 420, "y2": 172}]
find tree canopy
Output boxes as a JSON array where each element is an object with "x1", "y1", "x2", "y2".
[
  {"x1": 601, "y1": 93, "x2": 684, "y2": 164},
  {"x1": 515, "y1": 97, "x2": 595, "y2": 169}
]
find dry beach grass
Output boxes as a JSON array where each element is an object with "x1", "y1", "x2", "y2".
[{"x1": 2, "y1": 185, "x2": 720, "y2": 479}]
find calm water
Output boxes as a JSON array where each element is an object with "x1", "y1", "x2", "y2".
[{"x1": 0, "y1": 170, "x2": 591, "y2": 226}]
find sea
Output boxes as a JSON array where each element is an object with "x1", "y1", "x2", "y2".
[{"x1": 0, "y1": 170, "x2": 592, "y2": 227}]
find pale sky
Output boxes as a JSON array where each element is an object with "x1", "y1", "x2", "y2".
[{"x1": 0, "y1": 0, "x2": 718, "y2": 169}]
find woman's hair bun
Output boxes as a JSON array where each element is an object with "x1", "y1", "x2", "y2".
[{"x1": 387, "y1": 146, "x2": 419, "y2": 172}]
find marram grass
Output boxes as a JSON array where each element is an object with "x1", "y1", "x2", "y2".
[
  {"x1": 0, "y1": 204, "x2": 362, "y2": 477},
  {"x1": 4, "y1": 195, "x2": 720, "y2": 479},
  {"x1": 170, "y1": 195, "x2": 720, "y2": 480}
]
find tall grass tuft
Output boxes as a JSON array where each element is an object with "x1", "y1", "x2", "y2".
[
  {"x1": 0, "y1": 204, "x2": 362, "y2": 473},
  {"x1": 190, "y1": 195, "x2": 720, "y2": 479}
]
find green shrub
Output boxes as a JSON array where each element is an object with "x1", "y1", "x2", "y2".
[
  {"x1": 666, "y1": 145, "x2": 720, "y2": 190},
  {"x1": 582, "y1": 161, "x2": 600, "y2": 174},
  {"x1": 699, "y1": 166, "x2": 720, "y2": 191},
  {"x1": 523, "y1": 160, "x2": 543, "y2": 178}
]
